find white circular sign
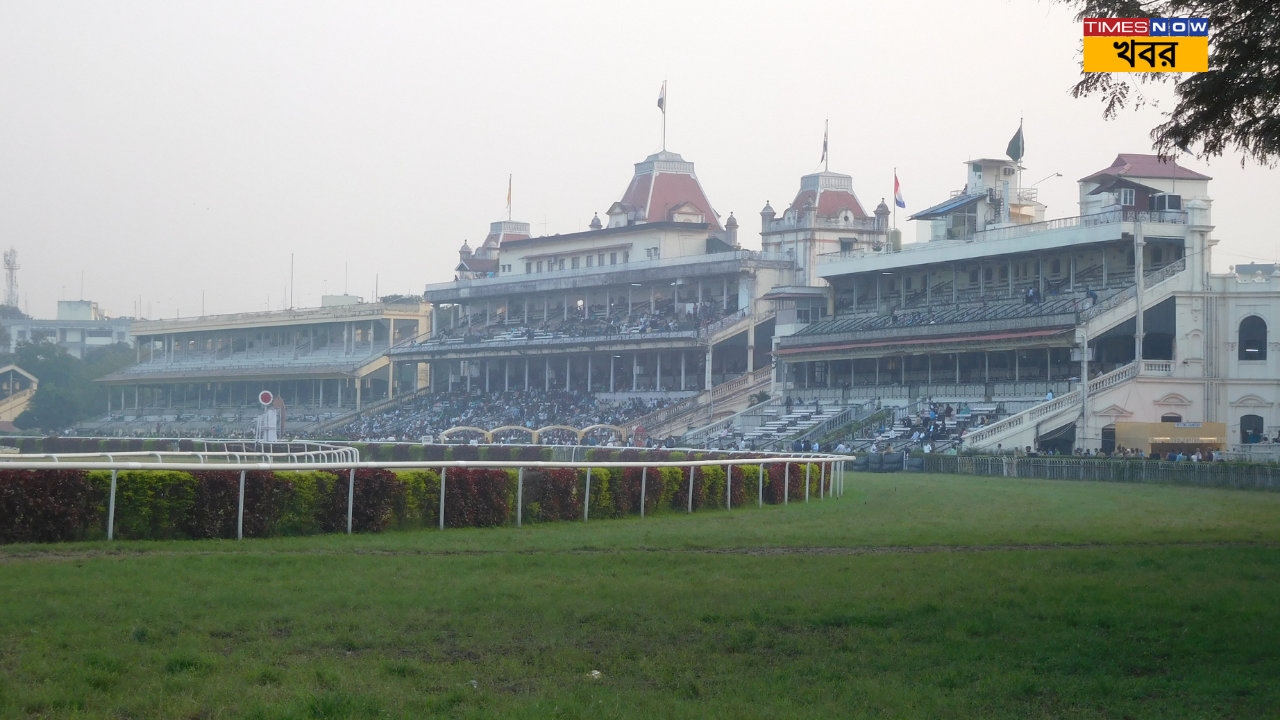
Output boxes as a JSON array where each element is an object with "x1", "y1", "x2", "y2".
[{"x1": 258, "y1": 390, "x2": 274, "y2": 406}]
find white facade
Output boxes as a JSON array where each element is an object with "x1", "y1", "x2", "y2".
[{"x1": 774, "y1": 151, "x2": 1280, "y2": 452}]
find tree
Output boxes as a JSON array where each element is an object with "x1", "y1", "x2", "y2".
[
  {"x1": 1063, "y1": 0, "x2": 1280, "y2": 165},
  {"x1": 8, "y1": 341, "x2": 135, "y2": 432}
]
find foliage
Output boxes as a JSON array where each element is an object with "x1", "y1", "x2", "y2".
[
  {"x1": 273, "y1": 471, "x2": 337, "y2": 535},
  {"x1": 318, "y1": 469, "x2": 400, "y2": 534},
  {"x1": 442, "y1": 468, "x2": 511, "y2": 527},
  {"x1": 0, "y1": 469, "x2": 100, "y2": 543},
  {"x1": 391, "y1": 470, "x2": 439, "y2": 528},
  {"x1": 86, "y1": 470, "x2": 196, "y2": 540},
  {"x1": 521, "y1": 468, "x2": 580, "y2": 522},
  {"x1": 581, "y1": 468, "x2": 614, "y2": 519},
  {"x1": 1062, "y1": 0, "x2": 1280, "y2": 164},
  {"x1": 185, "y1": 471, "x2": 291, "y2": 540},
  {"x1": 10, "y1": 341, "x2": 135, "y2": 431}
]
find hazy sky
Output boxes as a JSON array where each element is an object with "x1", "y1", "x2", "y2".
[{"x1": 1, "y1": 1, "x2": 1276, "y2": 320}]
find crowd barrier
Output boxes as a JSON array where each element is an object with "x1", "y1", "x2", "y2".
[{"x1": 904, "y1": 453, "x2": 1280, "y2": 491}]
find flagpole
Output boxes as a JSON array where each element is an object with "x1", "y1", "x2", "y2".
[
  {"x1": 824, "y1": 119, "x2": 828, "y2": 172},
  {"x1": 893, "y1": 168, "x2": 896, "y2": 230}
]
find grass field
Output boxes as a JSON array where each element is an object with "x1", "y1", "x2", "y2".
[{"x1": 2, "y1": 472, "x2": 1278, "y2": 718}]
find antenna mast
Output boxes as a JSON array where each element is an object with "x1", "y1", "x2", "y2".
[{"x1": 3, "y1": 249, "x2": 18, "y2": 307}]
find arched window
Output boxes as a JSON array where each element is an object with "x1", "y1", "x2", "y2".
[
  {"x1": 1160, "y1": 413, "x2": 1182, "y2": 423},
  {"x1": 1239, "y1": 316, "x2": 1268, "y2": 360}
]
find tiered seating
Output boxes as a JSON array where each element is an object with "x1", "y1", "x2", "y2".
[
  {"x1": 796, "y1": 289, "x2": 1114, "y2": 338},
  {"x1": 739, "y1": 404, "x2": 844, "y2": 446}
]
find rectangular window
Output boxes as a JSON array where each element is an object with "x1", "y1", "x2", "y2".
[
  {"x1": 558, "y1": 259, "x2": 565, "y2": 271},
  {"x1": 1119, "y1": 188, "x2": 1135, "y2": 206},
  {"x1": 586, "y1": 255, "x2": 594, "y2": 267},
  {"x1": 598, "y1": 254, "x2": 605, "y2": 266},
  {"x1": 610, "y1": 253, "x2": 617, "y2": 265},
  {"x1": 572, "y1": 257, "x2": 580, "y2": 269},
  {"x1": 623, "y1": 251, "x2": 629, "y2": 263},
  {"x1": 536, "y1": 261, "x2": 544, "y2": 273},
  {"x1": 525, "y1": 263, "x2": 532, "y2": 274}
]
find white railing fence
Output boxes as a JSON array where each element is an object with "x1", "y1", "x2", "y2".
[{"x1": 0, "y1": 448, "x2": 849, "y2": 542}]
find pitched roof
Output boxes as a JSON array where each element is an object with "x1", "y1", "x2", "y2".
[
  {"x1": 456, "y1": 257, "x2": 498, "y2": 273},
  {"x1": 610, "y1": 151, "x2": 723, "y2": 231},
  {"x1": 786, "y1": 172, "x2": 868, "y2": 219},
  {"x1": 1080, "y1": 154, "x2": 1212, "y2": 183}
]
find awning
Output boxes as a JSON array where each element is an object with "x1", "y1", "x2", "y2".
[
  {"x1": 763, "y1": 286, "x2": 829, "y2": 301},
  {"x1": 774, "y1": 327, "x2": 1070, "y2": 356},
  {"x1": 1036, "y1": 421, "x2": 1076, "y2": 443},
  {"x1": 908, "y1": 192, "x2": 983, "y2": 221}
]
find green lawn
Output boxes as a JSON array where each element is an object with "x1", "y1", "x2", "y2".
[{"x1": 2, "y1": 473, "x2": 1278, "y2": 718}]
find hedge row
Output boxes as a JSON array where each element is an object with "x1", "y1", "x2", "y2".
[{"x1": 0, "y1": 455, "x2": 828, "y2": 544}]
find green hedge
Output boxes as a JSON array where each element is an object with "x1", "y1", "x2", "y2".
[{"x1": 1, "y1": 451, "x2": 817, "y2": 544}]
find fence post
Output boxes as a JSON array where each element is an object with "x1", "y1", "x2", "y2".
[
  {"x1": 640, "y1": 466, "x2": 647, "y2": 517},
  {"x1": 805, "y1": 463, "x2": 810, "y2": 503},
  {"x1": 584, "y1": 468, "x2": 592, "y2": 521},
  {"x1": 107, "y1": 469, "x2": 118, "y2": 541},
  {"x1": 820, "y1": 462, "x2": 826, "y2": 500},
  {"x1": 517, "y1": 467, "x2": 524, "y2": 528},
  {"x1": 726, "y1": 464, "x2": 732, "y2": 511},
  {"x1": 438, "y1": 467, "x2": 446, "y2": 531},
  {"x1": 758, "y1": 464, "x2": 764, "y2": 508},
  {"x1": 237, "y1": 470, "x2": 246, "y2": 541},
  {"x1": 346, "y1": 468, "x2": 355, "y2": 535},
  {"x1": 784, "y1": 463, "x2": 789, "y2": 505},
  {"x1": 687, "y1": 465, "x2": 695, "y2": 513}
]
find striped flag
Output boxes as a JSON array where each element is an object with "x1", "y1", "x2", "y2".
[
  {"x1": 657, "y1": 81, "x2": 666, "y2": 113},
  {"x1": 894, "y1": 172, "x2": 906, "y2": 208}
]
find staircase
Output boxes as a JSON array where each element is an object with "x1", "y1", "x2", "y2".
[
  {"x1": 1081, "y1": 259, "x2": 1187, "y2": 336},
  {"x1": 0, "y1": 388, "x2": 35, "y2": 422},
  {"x1": 962, "y1": 362, "x2": 1139, "y2": 450},
  {"x1": 631, "y1": 365, "x2": 773, "y2": 439}
]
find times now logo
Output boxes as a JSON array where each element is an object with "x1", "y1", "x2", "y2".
[{"x1": 1084, "y1": 18, "x2": 1209, "y2": 36}]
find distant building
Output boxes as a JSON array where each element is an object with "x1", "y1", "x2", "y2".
[
  {"x1": 0, "y1": 364, "x2": 38, "y2": 428},
  {"x1": 90, "y1": 300, "x2": 431, "y2": 435},
  {"x1": 772, "y1": 149, "x2": 1280, "y2": 454},
  {"x1": 0, "y1": 300, "x2": 133, "y2": 358},
  {"x1": 397, "y1": 148, "x2": 788, "y2": 437}
]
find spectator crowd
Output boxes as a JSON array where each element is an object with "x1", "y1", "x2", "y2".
[{"x1": 333, "y1": 389, "x2": 677, "y2": 443}]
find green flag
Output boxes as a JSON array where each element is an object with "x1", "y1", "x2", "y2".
[{"x1": 1006, "y1": 121, "x2": 1024, "y2": 162}]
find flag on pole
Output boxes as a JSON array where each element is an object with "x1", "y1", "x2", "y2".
[
  {"x1": 506, "y1": 175, "x2": 512, "y2": 219},
  {"x1": 894, "y1": 172, "x2": 906, "y2": 208},
  {"x1": 1006, "y1": 120, "x2": 1024, "y2": 162},
  {"x1": 820, "y1": 121, "x2": 828, "y2": 167},
  {"x1": 657, "y1": 81, "x2": 666, "y2": 113}
]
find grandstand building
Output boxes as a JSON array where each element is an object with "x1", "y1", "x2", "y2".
[
  {"x1": 394, "y1": 149, "x2": 793, "y2": 438},
  {"x1": 772, "y1": 151, "x2": 1280, "y2": 453},
  {"x1": 91, "y1": 298, "x2": 431, "y2": 435}
]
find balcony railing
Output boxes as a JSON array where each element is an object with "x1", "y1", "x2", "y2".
[
  {"x1": 429, "y1": 250, "x2": 794, "y2": 292},
  {"x1": 819, "y1": 208, "x2": 1188, "y2": 264}
]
